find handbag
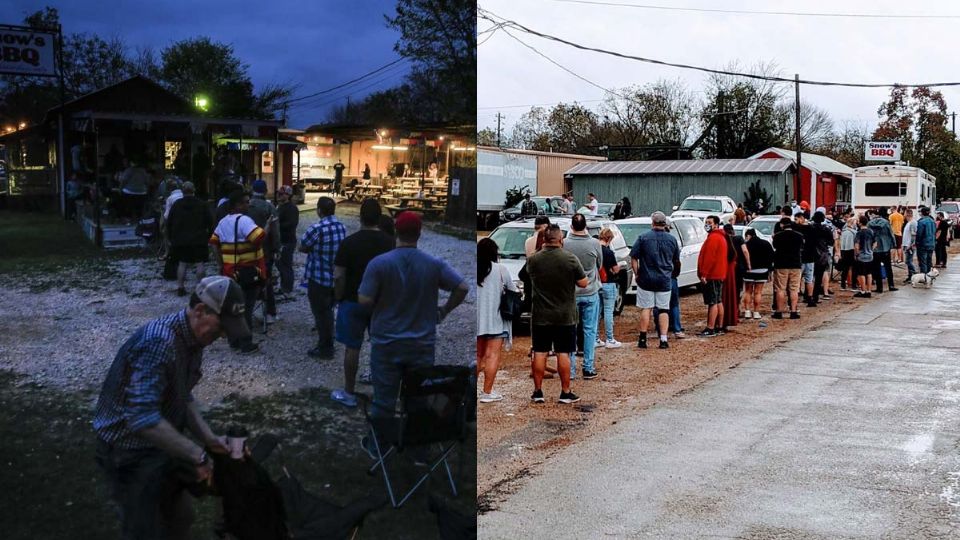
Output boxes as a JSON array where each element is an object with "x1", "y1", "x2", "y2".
[
  {"x1": 232, "y1": 216, "x2": 262, "y2": 289},
  {"x1": 498, "y1": 266, "x2": 522, "y2": 321}
]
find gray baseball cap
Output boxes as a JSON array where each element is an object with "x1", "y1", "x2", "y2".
[
  {"x1": 651, "y1": 211, "x2": 668, "y2": 225},
  {"x1": 194, "y1": 276, "x2": 252, "y2": 342}
]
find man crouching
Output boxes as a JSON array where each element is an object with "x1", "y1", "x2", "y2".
[{"x1": 93, "y1": 276, "x2": 252, "y2": 539}]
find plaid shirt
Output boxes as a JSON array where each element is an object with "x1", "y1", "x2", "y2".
[
  {"x1": 301, "y1": 215, "x2": 346, "y2": 287},
  {"x1": 93, "y1": 310, "x2": 203, "y2": 449}
]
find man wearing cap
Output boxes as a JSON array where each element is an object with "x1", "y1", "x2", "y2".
[
  {"x1": 93, "y1": 276, "x2": 252, "y2": 538},
  {"x1": 299, "y1": 196, "x2": 346, "y2": 359},
  {"x1": 247, "y1": 179, "x2": 281, "y2": 323},
  {"x1": 630, "y1": 211, "x2": 680, "y2": 349},
  {"x1": 275, "y1": 185, "x2": 300, "y2": 295},
  {"x1": 358, "y1": 211, "x2": 469, "y2": 419},
  {"x1": 167, "y1": 181, "x2": 214, "y2": 296}
]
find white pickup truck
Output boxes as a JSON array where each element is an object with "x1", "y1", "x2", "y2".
[{"x1": 671, "y1": 195, "x2": 737, "y2": 224}]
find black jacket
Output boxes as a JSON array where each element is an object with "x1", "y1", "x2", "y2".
[{"x1": 167, "y1": 196, "x2": 214, "y2": 247}]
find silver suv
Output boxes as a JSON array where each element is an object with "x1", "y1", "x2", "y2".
[{"x1": 671, "y1": 195, "x2": 737, "y2": 224}]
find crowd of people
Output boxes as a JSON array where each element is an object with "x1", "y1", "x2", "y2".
[
  {"x1": 477, "y1": 199, "x2": 952, "y2": 405},
  {"x1": 92, "y1": 183, "x2": 469, "y2": 536}
]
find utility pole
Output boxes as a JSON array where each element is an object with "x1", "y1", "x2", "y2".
[
  {"x1": 794, "y1": 74, "x2": 802, "y2": 206},
  {"x1": 951, "y1": 112, "x2": 956, "y2": 135},
  {"x1": 496, "y1": 112, "x2": 503, "y2": 147},
  {"x1": 717, "y1": 90, "x2": 725, "y2": 156}
]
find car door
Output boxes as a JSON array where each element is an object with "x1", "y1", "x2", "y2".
[{"x1": 674, "y1": 218, "x2": 703, "y2": 287}]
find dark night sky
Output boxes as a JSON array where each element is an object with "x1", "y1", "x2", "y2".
[{"x1": 8, "y1": 0, "x2": 409, "y2": 128}]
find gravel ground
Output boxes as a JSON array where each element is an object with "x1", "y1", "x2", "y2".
[{"x1": 0, "y1": 206, "x2": 475, "y2": 406}]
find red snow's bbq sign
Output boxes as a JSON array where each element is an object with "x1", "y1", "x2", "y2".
[
  {"x1": 864, "y1": 141, "x2": 902, "y2": 161},
  {"x1": 0, "y1": 27, "x2": 57, "y2": 77}
]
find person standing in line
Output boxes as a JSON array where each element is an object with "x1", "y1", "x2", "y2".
[
  {"x1": 901, "y1": 208, "x2": 918, "y2": 283},
  {"x1": 696, "y1": 215, "x2": 729, "y2": 336},
  {"x1": 209, "y1": 191, "x2": 263, "y2": 354},
  {"x1": 330, "y1": 199, "x2": 394, "y2": 408},
  {"x1": 808, "y1": 211, "x2": 835, "y2": 305},
  {"x1": 275, "y1": 185, "x2": 299, "y2": 296},
  {"x1": 167, "y1": 182, "x2": 213, "y2": 297},
  {"x1": 596, "y1": 228, "x2": 623, "y2": 349},
  {"x1": 720, "y1": 224, "x2": 740, "y2": 329},
  {"x1": 631, "y1": 212, "x2": 680, "y2": 348},
  {"x1": 299, "y1": 196, "x2": 346, "y2": 360},
  {"x1": 935, "y1": 211, "x2": 950, "y2": 268},
  {"x1": 792, "y1": 212, "x2": 818, "y2": 305},
  {"x1": 527, "y1": 225, "x2": 588, "y2": 404},
  {"x1": 742, "y1": 228, "x2": 774, "y2": 319},
  {"x1": 561, "y1": 193, "x2": 575, "y2": 216},
  {"x1": 585, "y1": 193, "x2": 600, "y2": 216},
  {"x1": 889, "y1": 205, "x2": 905, "y2": 264},
  {"x1": 653, "y1": 222, "x2": 686, "y2": 339},
  {"x1": 734, "y1": 204, "x2": 747, "y2": 225},
  {"x1": 916, "y1": 206, "x2": 937, "y2": 274},
  {"x1": 332, "y1": 159, "x2": 346, "y2": 195},
  {"x1": 838, "y1": 216, "x2": 858, "y2": 291},
  {"x1": 853, "y1": 214, "x2": 875, "y2": 298},
  {"x1": 525, "y1": 216, "x2": 551, "y2": 257},
  {"x1": 520, "y1": 192, "x2": 538, "y2": 218},
  {"x1": 867, "y1": 207, "x2": 898, "y2": 293},
  {"x1": 476, "y1": 238, "x2": 518, "y2": 403},
  {"x1": 247, "y1": 180, "x2": 281, "y2": 323},
  {"x1": 357, "y1": 212, "x2": 469, "y2": 421},
  {"x1": 564, "y1": 213, "x2": 603, "y2": 379},
  {"x1": 771, "y1": 218, "x2": 804, "y2": 320}
]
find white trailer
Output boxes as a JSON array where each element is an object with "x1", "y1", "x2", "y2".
[
  {"x1": 477, "y1": 148, "x2": 537, "y2": 230},
  {"x1": 851, "y1": 165, "x2": 936, "y2": 212}
]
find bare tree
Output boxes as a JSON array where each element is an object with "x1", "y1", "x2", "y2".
[{"x1": 779, "y1": 101, "x2": 835, "y2": 150}]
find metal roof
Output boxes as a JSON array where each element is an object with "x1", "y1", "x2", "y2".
[
  {"x1": 478, "y1": 145, "x2": 607, "y2": 161},
  {"x1": 747, "y1": 147, "x2": 854, "y2": 176},
  {"x1": 565, "y1": 158, "x2": 794, "y2": 176}
]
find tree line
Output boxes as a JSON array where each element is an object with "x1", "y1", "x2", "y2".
[{"x1": 480, "y1": 62, "x2": 960, "y2": 199}]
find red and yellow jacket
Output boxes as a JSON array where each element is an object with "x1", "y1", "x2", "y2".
[{"x1": 209, "y1": 214, "x2": 267, "y2": 279}]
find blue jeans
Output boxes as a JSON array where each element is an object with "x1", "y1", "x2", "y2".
[
  {"x1": 574, "y1": 293, "x2": 600, "y2": 377},
  {"x1": 918, "y1": 248, "x2": 934, "y2": 274},
  {"x1": 654, "y1": 278, "x2": 683, "y2": 334},
  {"x1": 904, "y1": 246, "x2": 917, "y2": 277},
  {"x1": 598, "y1": 283, "x2": 618, "y2": 341},
  {"x1": 370, "y1": 340, "x2": 435, "y2": 417}
]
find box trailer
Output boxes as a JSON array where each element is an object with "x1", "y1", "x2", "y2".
[
  {"x1": 851, "y1": 165, "x2": 936, "y2": 212},
  {"x1": 477, "y1": 148, "x2": 537, "y2": 230}
]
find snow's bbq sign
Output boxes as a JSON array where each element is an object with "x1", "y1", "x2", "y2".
[
  {"x1": 0, "y1": 25, "x2": 57, "y2": 77},
  {"x1": 864, "y1": 141, "x2": 902, "y2": 162}
]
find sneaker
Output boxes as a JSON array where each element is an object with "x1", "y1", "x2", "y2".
[
  {"x1": 308, "y1": 347, "x2": 334, "y2": 360},
  {"x1": 753, "y1": 312, "x2": 761, "y2": 320},
  {"x1": 331, "y1": 388, "x2": 358, "y2": 407},
  {"x1": 716, "y1": 328, "x2": 727, "y2": 335},
  {"x1": 360, "y1": 436, "x2": 378, "y2": 460},
  {"x1": 583, "y1": 370, "x2": 598, "y2": 380},
  {"x1": 853, "y1": 291, "x2": 867, "y2": 298},
  {"x1": 479, "y1": 391, "x2": 504, "y2": 403},
  {"x1": 903, "y1": 277, "x2": 912, "y2": 285},
  {"x1": 239, "y1": 342, "x2": 259, "y2": 354},
  {"x1": 744, "y1": 310, "x2": 753, "y2": 319},
  {"x1": 888, "y1": 287, "x2": 899, "y2": 292},
  {"x1": 840, "y1": 284, "x2": 847, "y2": 291},
  {"x1": 772, "y1": 312, "x2": 783, "y2": 319},
  {"x1": 658, "y1": 340, "x2": 669, "y2": 349},
  {"x1": 265, "y1": 314, "x2": 279, "y2": 324},
  {"x1": 697, "y1": 329, "x2": 716, "y2": 338},
  {"x1": 637, "y1": 334, "x2": 647, "y2": 348},
  {"x1": 790, "y1": 312, "x2": 801, "y2": 320},
  {"x1": 821, "y1": 294, "x2": 832, "y2": 300},
  {"x1": 530, "y1": 389, "x2": 545, "y2": 403},
  {"x1": 605, "y1": 339, "x2": 622, "y2": 349},
  {"x1": 864, "y1": 292, "x2": 872, "y2": 298},
  {"x1": 595, "y1": 339, "x2": 606, "y2": 347},
  {"x1": 558, "y1": 391, "x2": 581, "y2": 404},
  {"x1": 673, "y1": 331, "x2": 687, "y2": 339}
]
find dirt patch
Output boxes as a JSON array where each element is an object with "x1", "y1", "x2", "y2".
[{"x1": 477, "y1": 254, "x2": 938, "y2": 512}]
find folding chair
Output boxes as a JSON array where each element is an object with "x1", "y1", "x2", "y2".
[{"x1": 360, "y1": 365, "x2": 471, "y2": 508}]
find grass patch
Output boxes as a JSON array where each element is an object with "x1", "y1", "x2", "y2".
[{"x1": 0, "y1": 371, "x2": 475, "y2": 539}]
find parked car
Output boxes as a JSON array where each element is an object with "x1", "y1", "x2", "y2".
[
  {"x1": 671, "y1": 195, "x2": 737, "y2": 224},
  {"x1": 616, "y1": 216, "x2": 707, "y2": 291},
  {"x1": 576, "y1": 202, "x2": 617, "y2": 218},
  {"x1": 487, "y1": 216, "x2": 634, "y2": 328},
  {"x1": 742, "y1": 215, "x2": 780, "y2": 244},
  {"x1": 936, "y1": 200, "x2": 960, "y2": 235},
  {"x1": 499, "y1": 195, "x2": 566, "y2": 223}
]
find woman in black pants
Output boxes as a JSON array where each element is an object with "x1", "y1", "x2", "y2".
[{"x1": 935, "y1": 212, "x2": 950, "y2": 268}]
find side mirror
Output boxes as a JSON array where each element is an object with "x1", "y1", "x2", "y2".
[{"x1": 672, "y1": 205, "x2": 678, "y2": 211}]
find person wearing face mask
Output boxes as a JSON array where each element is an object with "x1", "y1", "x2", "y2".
[
  {"x1": 696, "y1": 216, "x2": 729, "y2": 337},
  {"x1": 93, "y1": 276, "x2": 251, "y2": 538}
]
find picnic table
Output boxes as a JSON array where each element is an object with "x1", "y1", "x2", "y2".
[
  {"x1": 346, "y1": 184, "x2": 384, "y2": 201},
  {"x1": 385, "y1": 196, "x2": 446, "y2": 218}
]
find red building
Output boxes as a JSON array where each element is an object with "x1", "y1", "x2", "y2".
[{"x1": 749, "y1": 147, "x2": 854, "y2": 211}]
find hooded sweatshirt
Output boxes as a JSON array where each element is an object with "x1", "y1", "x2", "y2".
[
  {"x1": 697, "y1": 228, "x2": 729, "y2": 281},
  {"x1": 867, "y1": 217, "x2": 896, "y2": 253}
]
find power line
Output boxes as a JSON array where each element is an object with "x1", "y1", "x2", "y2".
[
  {"x1": 479, "y1": 99, "x2": 605, "y2": 110},
  {"x1": 282, "y1": 58, "x2": 409, "y2": 105},
  {"x1": 478, "y1": 7, "x2": 960, "y2": 88},
  {"x1": 551, "y1": 0, "x2": 960, "y2": 19},
  {"x1": 285, "y1": 61, "x2": 410, "y2": 109},
  {"x1": 478, "y1": 27, "x2": 501, "y2": 46},
  {"x1": 286, "y1": 68, "x2": 408, "y2": 112}
]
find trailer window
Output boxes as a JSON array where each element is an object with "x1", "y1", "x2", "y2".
[{"x1": 864, "y1": 182, "x2": 907, "y2": 197}]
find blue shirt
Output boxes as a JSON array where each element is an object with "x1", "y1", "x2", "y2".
[
  {"x1": 300, "y1": 215, "x2": 346, "y2": 287},
  {"x1": 358, "y1": 247, "x2": 464, "y2": 346},
  {"x1": 916, "y1": 216, "x2": 937, "y2": 249},
  {"x1": 93, "y1": 310, "x2": 203, "y2": 449},
  {"x1": 630, "y1": 229, "x2": 679, "y2": 292}
]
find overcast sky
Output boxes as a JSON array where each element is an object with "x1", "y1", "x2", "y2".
[
  {"x1": 478, "y1": 0, "x2": 960, "y2": 140},
  {"x1": 8, "y1": 0, "x2": 407, "y2": 128}
]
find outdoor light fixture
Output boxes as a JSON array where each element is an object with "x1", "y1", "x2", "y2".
[
  {"x1": 379, "y1": 129, "x2": 387, "y2": 136},
  {"x1": 372, "y1": 145, "x2": 408, "y2": 151},
  {"x1": 194, "y1": 95, "x2": 210, "y2": 112},
  {"x1": 18, "y1": 122, "x2": 26, "y2": 129},
  {"x1": 438, "y1": 135, "x2": 445, "y2": 140}
]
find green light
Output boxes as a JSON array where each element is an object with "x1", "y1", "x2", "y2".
[{"x1": 194, "y1": 95, "x2": 210, "y2": 111}]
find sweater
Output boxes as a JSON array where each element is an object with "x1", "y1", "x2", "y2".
[{"x1": 697, "y1": 229, "x2": 729, "y2": 280}]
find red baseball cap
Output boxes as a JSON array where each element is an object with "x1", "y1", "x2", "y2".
[{"x1": 395, "y1": 211, "x2": 422, "y2": 237}]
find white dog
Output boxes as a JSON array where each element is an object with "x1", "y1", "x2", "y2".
[{"x1": 910, "y1": 268, "x2": 940, "y2": 288}]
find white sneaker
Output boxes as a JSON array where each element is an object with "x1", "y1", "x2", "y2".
[
  {"x1": 479, "y1": 391, "x2": 504, "y2": 403},
  {"x1": 753, "y1": 312, "x2": 761, "y2": 320},
  {"x1": 744, "y1": 310, "x2": 753, "y2": 319},
  {"x1": 605, "y1": 339, "x2": 622, "y2": 349},
  {"x1": 595, "y1": 339, "x2": 606, "y2": 347}
]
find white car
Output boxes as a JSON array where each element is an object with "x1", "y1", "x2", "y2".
[
  {"x1": 617, "y1": 216, "x2": 707, "y2": 290},
  {"x1": 742, "y1": 215, "x2": 780, "y2": 244},
  {"x1": 671, "y1": 195, "x2": 737, "y2": 224},
  {"x1": 487, "y1": 216, "x2": 634, "y2": 323}
]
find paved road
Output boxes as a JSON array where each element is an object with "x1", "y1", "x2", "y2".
[{"x1": 480, "y1": 258, "x2": 960, "y2": 539}]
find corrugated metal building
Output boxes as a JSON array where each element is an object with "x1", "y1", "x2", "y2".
[
  {"x1": 565, "y1": 158, "x2": 795, "y2": 216},
  {"x1": 478, "y1": 146, "x2": 605, "y2": 196},
  {"x1": 748, "y1": 147, "x2": 853, "y2": 212}
]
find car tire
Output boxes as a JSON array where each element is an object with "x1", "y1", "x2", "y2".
[{"x1": 614, "y1": 278, "x2": 627, "y2": 316}]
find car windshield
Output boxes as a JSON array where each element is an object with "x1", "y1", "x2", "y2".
[
  {"x1": 749, "y1": 219, "x2": 776, "y2": 236},
  {"x1": 938, "y1": 203, "x2": 959, "y2": 213},
  {"x1": 678, "y1": 199, "x2": 722, "y2": 212},
  {"x1": 618, "y1": 223, "x2": 680, "y2": 247},
  {"x1": 488, "y1": 227, "x2": 534, "y2": 258}
]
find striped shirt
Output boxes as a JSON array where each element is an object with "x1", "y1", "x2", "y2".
[
  {"x1": 301, "y1": 215, "x2": 346, "y2": 287},
  {"x1": 93, "y1": 310, "x2": 203, "y2": 449},
  {"x1": 210, "y1": 213, "x2": 267, "y2": 279}
]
